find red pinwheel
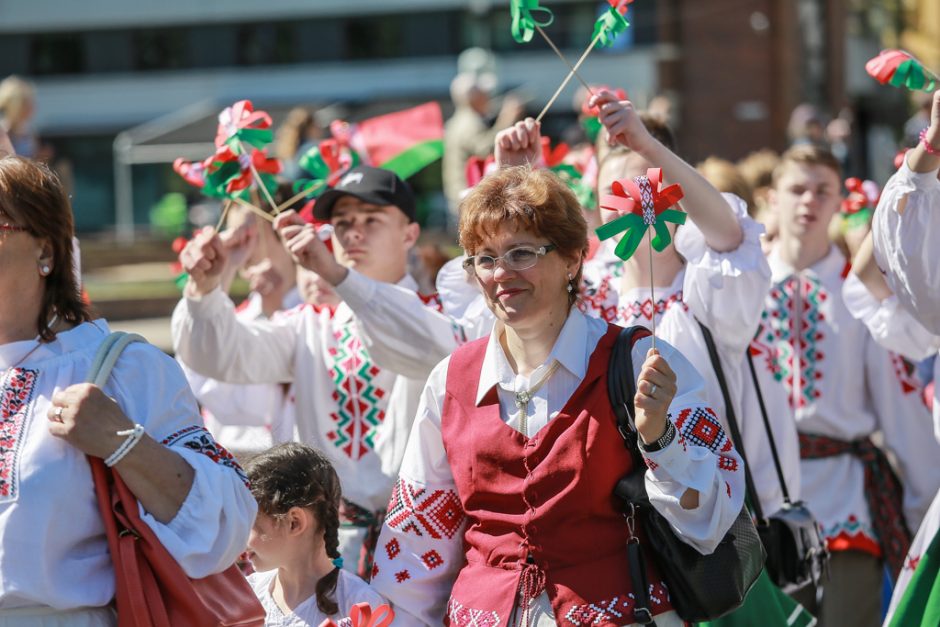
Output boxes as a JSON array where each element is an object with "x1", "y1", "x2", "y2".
[
  {"x1": 841, "y1": 177, "x2": 880, "y2": 228},
  {"x1": 207, "y1": 147, "x2": 281, "y2": 195},
  {"x1": 296, "y1": 138, "x2": 362, "y2": 199},
  {"x1": 540, "y1": 137, "x2": 570, "y2": 168},
  {"x1": 318, "y1": 602, "x2": 394, "y2": 627},
  {"x1": 866, "y1": 49, "x2": 938, "y2": 92},
  {"x1": 595, "y1": 168, "x2": 686, "y2": 260},
  {"x1": 215, "y1": 100, "x2": 274, "y2": 152},
  {"x1": 173, "y1": 158, "x2": 207, "y2": 189},
  {"x1": 465, "y1": 154, "x2": 496, "y2": 189}
]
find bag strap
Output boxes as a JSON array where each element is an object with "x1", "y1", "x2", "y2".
[
  {"x1": 87, "y1": 331, "x2": 147, "y2": 386},
  {"x1": 695, "y1": 320, "x2": 766, "y2": 523},
  {"x1": 607, "y1": 325, "x2": 652, "y2": 465},
  {"x1": 745, "y1": 349, "x2": 792, "y2": 504}
]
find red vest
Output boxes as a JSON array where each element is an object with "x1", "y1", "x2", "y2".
[{"x1": 440, "y1": 324, "x2": 674, "y2": 627}]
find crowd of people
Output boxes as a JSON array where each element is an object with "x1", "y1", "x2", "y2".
[{"x1": 1, "y1": 74, "x2": 940, "y2": 627}]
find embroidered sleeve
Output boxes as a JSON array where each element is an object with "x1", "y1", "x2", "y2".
[
  {"x1": 631, "y1": 336, "x2": 746, "y2": 555},
  {"x1": 370, "y1": 359, "x2": 467, "y2": 626},
  {"x1": 333, "y1": 269, "x2": 462, "y2": 380},
  {"x1": 105, "y1": 342, "x2": 257, "y2": 578}
]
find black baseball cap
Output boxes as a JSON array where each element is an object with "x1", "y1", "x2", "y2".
[{"x1": 313, "y1": 166, "x2": 416, "y2": 222}]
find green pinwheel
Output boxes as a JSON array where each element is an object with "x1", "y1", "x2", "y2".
[
  {"x1": 592, "y1": 0, "x2": 634, "y2": 48},
  {"x1": 510, "y1": 0, "x2": 555, "y2": 44},
  {"x1": 866, "y1": 49, "x2": 938, "y2": 92},
  {"x1": 595, "y1": 168, "x2": 686, "y2": 260}
]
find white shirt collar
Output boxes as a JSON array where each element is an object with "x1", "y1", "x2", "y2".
[
  {"x1": 476, "y1": 307, "x2": 591, "y2": 406},
  {"x1": 768, "y1": 244, "x2": 845, "y2": 283}
]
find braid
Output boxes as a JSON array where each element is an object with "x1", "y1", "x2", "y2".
[
  {"x1": 245, "y1": 442, "x2": 344, "y2": 616},
  {"x1": 314, "y1": 475, "x2": 342, "y2": 615}
]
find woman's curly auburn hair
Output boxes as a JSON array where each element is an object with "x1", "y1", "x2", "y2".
[
  {"x1": 457, "y1": 165, "x2": 589, "y2": 307},
  {"x1": 245, "y1": 443, "x2": 344, "y2": 616},
  {"x1": 0, "y1": 156, "x2": 91, "y2": 340}
]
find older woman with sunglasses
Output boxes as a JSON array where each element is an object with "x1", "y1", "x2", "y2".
[
  {"x1": 369, "y1": 161, "x2": 745, "y2": 626},
  {"x1": 0, "y1": 156, "x2": 256, "y2": 626}
]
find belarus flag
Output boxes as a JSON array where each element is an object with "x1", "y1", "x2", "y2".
[{"x1": 333, "y1": 102, "x2": 444, "y2": 180}]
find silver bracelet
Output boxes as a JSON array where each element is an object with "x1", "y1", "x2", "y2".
[{"x1": 104, "y1": 423, "x2": 146, "y2": 467}]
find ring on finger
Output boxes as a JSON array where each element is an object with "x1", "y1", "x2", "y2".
[
  {"x1": 53, "y1": 406, "x2": 64, "y2": 422},
  {"x1": 649, "y1": 383, "x2": 658, "y2": 396}
]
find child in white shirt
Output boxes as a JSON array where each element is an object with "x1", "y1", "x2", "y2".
[{"x1": 245, "y1": 443, "x2": 386, "y2": 627}]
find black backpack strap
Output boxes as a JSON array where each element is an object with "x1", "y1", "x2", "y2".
[
  {"x1": 696, "y1": 320, "x2": 766, "y2": 523},
  {"x1": 745, "y1": 349, "x2": 792, "y2": 503},
  {"x1": 606, "y1": 324, "x2": 657, "y2": 626},
  {"x1": 607, "y1": 325, "x2": 652, "y2": 461}
]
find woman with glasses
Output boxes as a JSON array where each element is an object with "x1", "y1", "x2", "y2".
[
  {"x1": 369, "y1": 163, "x2": 745, "y2": 626},
  {"x1": 0, "y1": 156, "x2": 256, "y2": 626}
]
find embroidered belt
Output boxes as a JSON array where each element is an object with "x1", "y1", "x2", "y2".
[
  {"x1": 339, "y1": 498, "x2": 386, "y2": 579},
  {"x1": 799, "y1": 432, "x2": 911, "y2": 577}
]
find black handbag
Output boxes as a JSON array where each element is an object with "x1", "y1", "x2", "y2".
[
  {"x1": 742, "y1": 343, "x2": 829, "y2": 592},
  {"x1": 608, "y1": 326, "x2": 765, "y2": 624}
]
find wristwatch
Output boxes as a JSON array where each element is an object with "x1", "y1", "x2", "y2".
[{"x1": 638, "y1": 418, "x2": 676, "y2": 453}]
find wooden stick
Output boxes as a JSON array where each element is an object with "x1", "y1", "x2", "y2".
[
  {"x1": 236, "y1": 139, "x2": 280, "y2": 215},
  {"x1": 275, "y1": 181, "x2": 327, "y2": 214},
  {"x1": 535, "y1": 25, "x2": 594, "y2": 94},
  {"x1": 647, "y1": 228, "x2": 656, "y2": 351},
  {"x1": 232, "y1": 196, "x2": 275, "y2": 223},
  {"x1": 214, "y1": 199, "x2": 233, "y2": 232},
  {"x1": 536, "y1": 29, "x2": 604, "y2": 123}
]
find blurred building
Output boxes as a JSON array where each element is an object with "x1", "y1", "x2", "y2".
[{"x1": 0, "y1": 0, "x2": 928, "y2": 235}]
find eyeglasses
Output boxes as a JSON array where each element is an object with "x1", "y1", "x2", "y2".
[
  {"x1": 463, "y1": 244, "x2": 557, "y2": 275},
  {"x1": 0, "y1": 224, "x2": 27, "y2": 235}
]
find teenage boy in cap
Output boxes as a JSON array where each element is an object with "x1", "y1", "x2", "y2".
[{"x1": 173, "y1": 165, "x2": 462, "y2": 576}]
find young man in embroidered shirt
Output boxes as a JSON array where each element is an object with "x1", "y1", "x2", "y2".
[
  {"x1": 753, "y1": 145, "x2": 940, "y2": 626},
  {"x1": 173, "y1": 166, "x2": 461, "y2": 577}
]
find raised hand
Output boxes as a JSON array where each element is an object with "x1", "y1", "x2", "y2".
[
  {"x1": 634, "y1": 348, "x2": 678, "y2": 445},
  {"x1": 590, "y1": 89, "x2": 654, "y2": 153},
  {"x1": 494, "y1": 118, "x2": 541, "y2": 167},
  {"x1": 274, "y1": 210, "x2": 347, "y2": 285}
]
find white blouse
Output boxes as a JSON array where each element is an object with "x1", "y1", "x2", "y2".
[
  {"x1": 249, "y1": 568, "x2": 387, "y2": 627},
  {"x1": 370, "y1": 309, "x2": 745, "y2": 626},
  {"x1": 0, "y1": 320, "x2": 257, "y2": 610},
  {"x1": 872, "y1": 159, "x2": 940, "y2": 335}
]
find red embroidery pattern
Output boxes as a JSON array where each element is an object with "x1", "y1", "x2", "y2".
[
  {"x1": 384, "y1": 538, "x2": 400, "y2": 560},
  {"x1": 421, "y1": 550, "x2": 444, "y2": 571},
  {"x1": 394, "y1": 570, "x2": 411, "y2": 583},
  {"x1": 564, "y1": 584, "x2": 670, "y2": 626},
  {"x1": 160, "y1": 425, "x2": 249, "y2": 487},
  {"x1": 890, "y1": 352, "x2": 921, "y2": 397},
  {"x1": 619, "y1": 291, "x2": 687, "y2": 324},
  {"x1": 578, "y1": 271, "x2": 618, "y2": 323},
  {"x1": 326, "y1": 322, "x2": 387, "y2": 460},
  {"x1": 417, "y1": 292, "x2": 445, "y2": 314},
  {"x1": 762, "y1": 275, "x2": 828, "y2": 408},
  {"x1": 447, "y1": 599, "x2": 501, "y2": 627},
  {"x1": 371, "y1": 563, "x2": 379, "y2": 579},
  {"x1": 905, "y1": 554, "x2": 921, "y2": 572},
  {"x1": 385, "y1": 478, "x2": 466, "y2": 539},
  {"x1": 675, "y1": 407, "x2": 732, "y2": 455},
  {"x1": 0, "y1": 368, "x2": 38, "y2": 501}
]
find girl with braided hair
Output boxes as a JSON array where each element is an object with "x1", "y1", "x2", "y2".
[{"x1": 245, "y1": 443, "x2": 385, "y2": 626}]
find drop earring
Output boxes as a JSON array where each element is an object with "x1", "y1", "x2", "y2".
[{"x1": 566, "y1": 272, "x2": 574, "y2": 293}]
